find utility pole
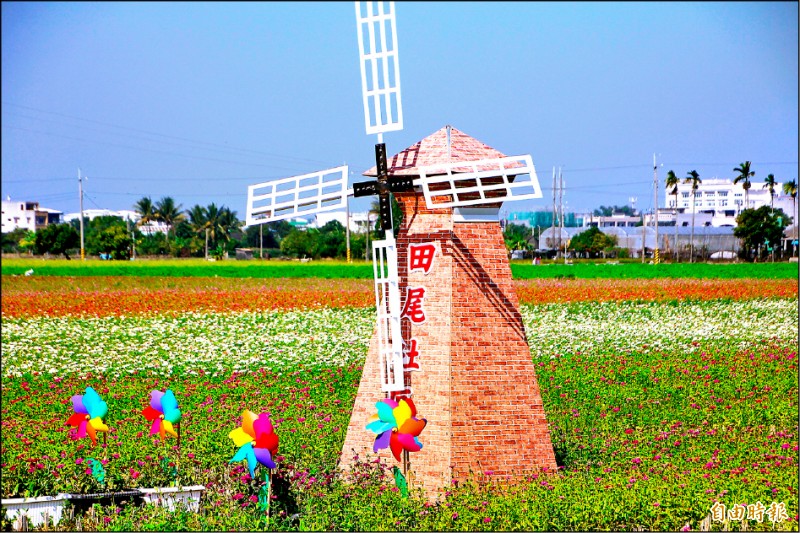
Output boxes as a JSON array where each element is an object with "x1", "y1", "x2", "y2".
[
  {"x1": 653, "y1": 154, "x2": 660, "y2": 264},
  {"x1": 560, "y1": 168, "x2": 566, "y2": 263},
  {"x1": 551, "y1": 167, "x2": 556, "y2": 256},
  {"x1": 205, "y1": 228, "x2": 209, "y2": 259},
  {"x1": 345, "y1": 197, "x2": 351, "y2": 263},
  {"x1": 78, "y1": 168, "x2": 85, "y2": 261},
  {"x1": 641, "y1": 209, "x2": 646, "y2": 263},
  {"x1": 259, "y1": 224, "x2": 263, "y2": 259}
]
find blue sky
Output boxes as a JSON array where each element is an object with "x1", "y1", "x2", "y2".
[{"x1": 2, "y1": 1, "x2": 797, "y2": 219}]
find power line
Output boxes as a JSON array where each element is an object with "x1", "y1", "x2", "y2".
[
  {"x1": 2, "y1": 124, "x2": 320, "y2": 172},
  {"x1": 2, "y1": 101, "x2": 336, "y2": 167}
]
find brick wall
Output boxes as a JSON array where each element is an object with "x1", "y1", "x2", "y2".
[{"x1": 339, "y1": 192, "x2": 556, "y2": 497}]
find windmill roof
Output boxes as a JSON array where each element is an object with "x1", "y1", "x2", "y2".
[{"x1": 363, "y1": 125, "x2": 511, "y2": 177}]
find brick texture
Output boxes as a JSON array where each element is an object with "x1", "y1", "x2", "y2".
[{"x1": 339, "y1": 191, "x2": 556, "y2": 497}]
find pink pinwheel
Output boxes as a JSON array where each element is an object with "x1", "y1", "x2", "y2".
[
  {"x1": 142, "y1": 389, "x2": 181, "y2": 440},
  {"x1": 366, "y1": 397, "x2": 427, "y2": 462},
  {"x1": 228, "y1": 410, "x2": 279, "y2": 478},
  {"x1": 66, "y1": 386, "x2": 109, "y2": 446}
]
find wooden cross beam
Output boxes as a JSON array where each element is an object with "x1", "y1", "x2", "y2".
[{"x1": 353, "y1": 143, "x2": 414, "y2": 230}]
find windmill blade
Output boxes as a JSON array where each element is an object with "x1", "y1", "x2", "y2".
[
  {"x1": 372, "y1": 231, "x2": 405, "y2": 392},
  {"x1": 355, "y1": 1, "x2": 403, "y2": 136},
  {"x1": 415, "y1": 155, "x2": 542, "y2": 209},
  {"x1": 245, "y1": 165, "x2": 350, "y2": 226}
]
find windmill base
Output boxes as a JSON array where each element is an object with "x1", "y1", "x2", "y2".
[{"x1": 339, "y1": 194, "x2": 556, "y2": 498}]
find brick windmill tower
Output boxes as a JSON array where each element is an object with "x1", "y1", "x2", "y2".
[
  {"x1": 243, "y1": 2, "x2": 556, "y2": 497},
  {"x1": 339, "y1": 125, "x2": 557, "y2": 496}
]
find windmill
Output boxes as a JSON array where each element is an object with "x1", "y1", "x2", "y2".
[{"x1": 246, "y1": 2, "x2": 555, "y2": 494}]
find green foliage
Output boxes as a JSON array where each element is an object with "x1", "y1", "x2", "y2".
[
  {"x1": 593, "y1": 205, "x2": 637, "y2": 217},
  {"x1": 89, "y1": 225, "x2": 133, "y2": 260},
  {"x1": 135, "y1": 232, "x2": 171, "y2": 257},
  {"x1": 2, "y1": 228, "x2": 34, "y2": 254},
  {"x1": 734, "y1": 207, "x2": 790, "y2": 261},
  {"x1": 568, "y1": 226, "x2": 618, "y2": 257},
  {"x1": 503, "y1": 223, "x2": 533, "y2": 252},
  {"x1": 280, "y1": 228, "x2": 320, "y2": 258},
  {"x1": 32, "y1": 223, "x2": 79, "y2": 259}
]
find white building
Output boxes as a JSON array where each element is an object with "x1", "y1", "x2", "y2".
[
  {"x1": 661, "y1": 178, "x2": 796, "y2": 227},
  {"x1": 1, "y1": 198, "x2": 62, "y2": 233},
  {"x1": 312, "y1": 211, "x2": 376, "y2": 233},
  {"x1": 62, "y1": 209, "x2": 139, "y2": 223}
]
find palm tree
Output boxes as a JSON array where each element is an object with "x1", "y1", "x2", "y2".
[
  {"x1": 665, "y1": 170, "x2": 680, "y2": 261},
  {"x1": 186, "y1": 204, "x2": 210, "y2": 256},
  {"x1": 733, "y1": 161, "x2": 755, "y2": 211},
  {"x1": 684, "y1": 170, "x2": 701, "y2": 263},
  {"x1": 134, "y1": 196, "x2": 156, "y2": 227},
  {"x1": 154, "y1": 196, "x2": 185, "y2": 240},
  {"x1": 763, "y1": 174, "x2": 777, "y2": 210},
  {"x1": 782, "y1": 179, "x2": 797, "y2": 221},
  {"x1": 783, "y1": 179, "x2": 798, "y2": 257}
]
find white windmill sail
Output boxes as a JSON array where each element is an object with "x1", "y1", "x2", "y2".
[
  {"x1": 355, "y1": 1, "x2": 403, "y2": 137},
  {"x1": 416, "y1": 154, "x2": 542, "y2": 209},
  {"x1": 245, "y1": 166, "x2": 349, "y2": 226},
  {"x1": 355, "y1": 0, "x2": 406, "y2": 393}
]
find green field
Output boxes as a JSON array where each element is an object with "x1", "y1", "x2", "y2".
[{"x1": 2, "y1": 257, "x2": 797, "y2": 279}]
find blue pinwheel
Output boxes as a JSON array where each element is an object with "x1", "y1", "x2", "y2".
[
  {"x1": 66, "y1": 386, "x2": 109, "y2": 446},
  {"x1": 142, "y1": 389, "x2": 181, "y2": 440}
]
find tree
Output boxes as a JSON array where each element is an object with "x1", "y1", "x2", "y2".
[
  {"x1": 734, "y1": 206, "x2": 790, "y2": 261},
  {"x1": 33, "y1": 223, "x2": 78, "y2": 259},
  {"x1": 782, "y1": 179, "x2": 797, "y2": 223},
  {"x1": 503, "y1": 223, "x2": 533, "y2": 253},
  {"x1": 763, "y1": 174, "x2": 777, "y2": 210},
  {"x1": 593, "y1": 205, "x2": 636, "y2": 217},
  {"x1": 665, "y1": 170, "x2": 680, "y2": 261},
  {"x1": 154, "y1": 196, "x2": 185, "y2": 239},
  {"x1": 280, "y1": 228, "x2": 319, "y2": 258},
  {"x1": 2, "y1": 228, "x2": 34, "y2": 254},
  {"x1": 134, "y1": 196, "x2": 156, "y2": 227},
  {"x1": 733, "y1": 161, "x2": 755, "y2": 210},
  {"x1": 684, "y1": 170, "x2": 702, "y2": 262},
  {"x1": 84, "y1": 216, "x2": 131, "y2": 258},
  {"x1": 317, "y1": 220, "x2": 347, "y2": 258},
  {"x1": 91, "y1": 225, "x2": 133, "y2": 259},
  {"x1": 567, "y1": 226, "x2": 616, "y2": 257}
]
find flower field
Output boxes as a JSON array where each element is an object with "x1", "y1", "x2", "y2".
[
  {"x1": 2, "y1": 275, "x2": 795, "y2": 317},
  {"x1": 1, "y1": 275, "x2": 797, "y2": 531}
]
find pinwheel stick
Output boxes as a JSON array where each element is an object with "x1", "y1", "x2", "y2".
[
  {"x1": 402, "y1": 449, "x2": 409, "y2": 480},
  {"x1": 265, "y1": 469, "x2": 273, "y2": 520}
]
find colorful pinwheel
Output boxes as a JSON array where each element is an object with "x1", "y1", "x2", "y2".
[
  {"x1": 366, "y1": 397, "x2": 427, "y2": 462},
  {"x1": 142, "y1": 389, "x2": 181, "y2": 440},
  {"x1": 228, "y1": 410, "x2": 279, "y2": 478},
  {"x1": 66, "y1": 386, "x2": 109, "y2": 446}
]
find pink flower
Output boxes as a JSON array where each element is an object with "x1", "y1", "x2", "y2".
[
  {"x1": 232, "y1": 492, "x2": 244, "y2": 501},
  {"x1": 452, "y1": 513, "x2": 458, "y2": 520},
  {"x1": 632, "y1": 457, "x2": 641, "y2": 465},
  {"x1": 75, "y1": 458, "x2": 83, "y2": 465},
  {"x1": 484, "y1": 517, "x2": 492, "y2": 523}
]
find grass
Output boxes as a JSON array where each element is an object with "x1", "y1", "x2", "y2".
[{"x1": 2, "y1": 257, "x2": 798, "y2": 279}]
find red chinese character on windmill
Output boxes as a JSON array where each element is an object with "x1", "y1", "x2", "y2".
[
  {"x1": 401, "y1": 287, "x2": 427, "y2": 324},
  {"x1": 408, "y1": 242, "x2": 437, "y2": 275},
  {"x1": 403, "y1": 338, "x2": 421, "y2": 371}
]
